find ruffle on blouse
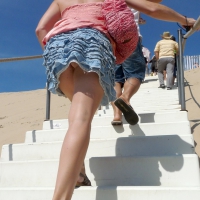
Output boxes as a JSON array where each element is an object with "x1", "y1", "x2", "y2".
[
  {"x1": 43, "y1": 28, "x2": 116, "y2": 106},
  {"x1": 102, "y1": 0, "x2": 139, "y2": 64}
]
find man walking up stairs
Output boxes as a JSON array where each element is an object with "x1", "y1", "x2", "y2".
[{"x1": 0, "y1": 76, "x2": 200, "y2": 199}]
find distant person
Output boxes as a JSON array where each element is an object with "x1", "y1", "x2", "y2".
[
  {"x1": 194, "y1": 63, "x2": 200, "y2": 68},
  {"x1": 111, "y1": 8, "x2": 146, "y2": 126},
  {"x1": 142, "y1": 46, "x2": 151, "y2": 75},
  {"x1": 149, "y1": 55, "x2": 158, "y2": 76},
  {"x1": 171, "y1": 35, "x2": 178, "y2": 85},
  {"x1": 154, "y1": 31, "x2": 179, "y2": 90}
]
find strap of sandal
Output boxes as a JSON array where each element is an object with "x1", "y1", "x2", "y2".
[{"x1": 79, "y1": 173, "x2": 91, "y2": 186}]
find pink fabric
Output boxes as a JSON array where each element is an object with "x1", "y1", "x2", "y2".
[
  {"x1": 43, "y1": 2, "x2": 109, "y2": 45},
  {"x1": 102, "y1": 0, "x2": 139, "y2": 64},
  {"x1": 43, "y1": 1, "x2": 138, "y2": 64}
]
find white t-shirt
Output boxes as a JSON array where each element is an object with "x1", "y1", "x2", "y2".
[{"x1": 131, "y1": 8, "x2": 142, "y2": 37}]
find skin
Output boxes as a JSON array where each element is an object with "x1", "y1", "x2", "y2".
[
  {"x1": 35, "y1": 1, "x2": 197, "y2": 200},
  {"x1": 110, "y1": 0, "x2": 193, "y2": 122}
]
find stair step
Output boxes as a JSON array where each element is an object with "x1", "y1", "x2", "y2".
[
  {"x1": 0, "y1": 155, "x2": 199, "y2": 187},
  {"x1": 43, "y1": 111, "x2": 188, "y2": 129},
  {"x1": 97, "y1": 105, "x2": 181, "y2": 115},
  {"x1": 1, "y1": 75, "x2": 198, "y2": 200},
  {"x1": 25, "y1": 121, "x2": 191, "y2": 143},
  {"x1": 129, "y1": 98, "x2": 179, "y2": 103},
  {"x1": 131, "y1": 91, "x2": 178, "y2": 97},
  {"x1": 122, "y1": 99, "x2": 178, "y2": 105},
  {"x1": 103, "y1": 102, "x2": 179, "y2": 111},
  {"x1": 0, "y1": 187, "x2": 200, "y2": 200},
  {"x1": 1, "y1": 135, "x2": 195, "y2": 161}
]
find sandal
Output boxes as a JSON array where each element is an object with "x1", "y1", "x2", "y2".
[
  {"x1": 114, "y1": 98, "x2": 139, "y2": 125},
  {"x1": 75, "y1": 173, "x2": 91, "y2": 188}
]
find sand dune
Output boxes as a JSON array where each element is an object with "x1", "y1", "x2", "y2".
[
  {"x1": 0, "y1": 90, "x2": 71, "y2": 152},
  {"x1": 184, "y1": 68, "x2": 200, "y2": 157},
  {"x1": 0, "y1": 68, "x2": 200, "y2": 157}
]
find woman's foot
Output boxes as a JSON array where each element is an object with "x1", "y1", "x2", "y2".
[
  {"x1": 76, "y1": 173, "x2": 91, "y2": 188},
  {"x1": 111, "y1": 102, "x2": 122, "y2": 125}
]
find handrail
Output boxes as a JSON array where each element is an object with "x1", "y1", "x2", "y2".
[
  {"x1": 177, "y1": 29, "x2": 186, "y2": 111},
  {"x1": 0, "y1": 55, "x2": 50, "y2": 120},
  {"x1": 177, "y1": 16, "x2": 200, "y2": 111},
  {"x1": 0, "y1": 55, "x2": 42, "y2": 62},
  {"x1": 182, "y1": 16, "x2": 200, "y2": 50}
]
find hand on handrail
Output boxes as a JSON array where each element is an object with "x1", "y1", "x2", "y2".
[{"x1": 181, "y1": 17, "x2": 197, "y2": 31}]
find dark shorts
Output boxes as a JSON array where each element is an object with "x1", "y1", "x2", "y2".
[
  {"x1": 114, "y1": 41, "x2": 146, "y2": 83},
  {"x1": 173, "y1": 65, "x2": 177, "y2": 78},
  {"x1": 151, "y1": 66, "x2": 158, "y2": 73}
]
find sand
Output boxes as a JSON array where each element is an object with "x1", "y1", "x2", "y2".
[
  {"x1": 0, "y1": 90, "x2": 71, "y2": 153},
  {"x1": 184, "y1": 68, "x2": 200, "y2": 157},
  {"x1": 0, "y1": 68, "x2": 200, "y2": 157}
]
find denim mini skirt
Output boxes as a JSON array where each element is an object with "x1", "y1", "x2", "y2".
[{"x1": 43, "y1": 28, "x2": 116, "y2": 106}]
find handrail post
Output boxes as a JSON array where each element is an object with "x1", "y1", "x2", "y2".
[
  {"x1": 45, "y1": 82, "x2": 51, "y2": 120},
  {"x1": 176, "y1": 54, "x2": 181, "y2": 104},
  {"x1": 178, "y1": 29, "x2": 186, "y2": 111}
]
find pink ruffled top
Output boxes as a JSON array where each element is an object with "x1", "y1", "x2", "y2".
[{"x1": 43, "y1": 2, "x2": 112, "y2": 45}]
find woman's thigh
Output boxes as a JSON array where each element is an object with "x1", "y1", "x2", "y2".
[
  {"x1": 59, "y1": 65, "x2": 104, "y2": 123},
  {"x1": 58, "y1": 64, "x2": 75, "y2": 101}
]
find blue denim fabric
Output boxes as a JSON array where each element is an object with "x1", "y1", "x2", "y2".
[
  {"x1": 114, "y1": 41, "x2": 146, "y2": 83},
  {"x1": 43, "y1": 28, "x2": 116, "y2": 106}
]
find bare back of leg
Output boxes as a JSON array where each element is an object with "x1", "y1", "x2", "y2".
[{"x1": 53, "y1": 64, "x2": 104, "y2": 200}]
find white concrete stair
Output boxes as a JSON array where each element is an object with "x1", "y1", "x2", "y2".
[
  {"x1": 0, "y1": 75, "x2": 199, "y2": 199},
  {"x1": 97, "y1": 105, "x2": 181, "y2": 115},
  {"x1": 0, "y1": 155, "x2": 199, "y2": 187},
  {"x1": 43, "y1": 111, "x2": 188, "y2": 129},
  {"x1": 0, "y1": 187, "x2": 200, "y2": 200},
  {"x1": 1, "y1": 135, "x2": 195, "y2": 161},
  {"x1": 25, "y1": 121, "x2": 191, "y2": 143}
]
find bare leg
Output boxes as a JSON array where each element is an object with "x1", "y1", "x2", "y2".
[
  {"x1": 111, "y1": 78, "x2": 141, "y2": 124},
  {"x1": 52, "y1": 65, "x2": 104, "y2": 200},
  {"x1": 57, "y1": 66, "x2": 85, "y2": 183},
  {"x1": 163, "y1": 70, "x2": 167, "y2": 81},
  {"x1": 111, "y1": 82, "x2": 123, "y2": 122},
  {"x1": 120, "y1": 78, "x2": 141, "y2": 106}
]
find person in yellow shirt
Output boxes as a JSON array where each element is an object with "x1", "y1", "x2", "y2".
[{"x1": 154, "y1": 32, "x2": 179, "y2": 90}]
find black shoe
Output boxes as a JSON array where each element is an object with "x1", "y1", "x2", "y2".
[
  {"x1": 158, "y1": 84, "x2": 165, "y2": 89},
  {"x1": 167, "y1": 87, "x2": 172, "y2": 90},
  {"x1": 114, "y1": 98, "x2": 139, "y2": 125}
]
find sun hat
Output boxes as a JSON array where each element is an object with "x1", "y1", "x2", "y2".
[{"x1": 161, "y1": 32, "x2": 172, "y2": 39}]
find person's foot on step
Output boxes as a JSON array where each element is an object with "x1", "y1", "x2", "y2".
[{"x1": 158, "y1": 84, "x2": 165, "y2": 89}]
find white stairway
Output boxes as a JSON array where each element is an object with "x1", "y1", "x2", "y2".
[{"x1": 0, "y1": 76, "x2": 200, "y2": 200}]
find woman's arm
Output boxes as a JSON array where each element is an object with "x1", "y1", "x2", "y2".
[
  {"x1": 126, "y1": 0, "x2": 196, "y2": 27},
  {"x1": 35, "y1": 1, "x2": 61, "y2": 49}
]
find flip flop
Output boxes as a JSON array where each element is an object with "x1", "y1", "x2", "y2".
[
  {"x1": 111, "y1": 120, "x2": 122, "y2": 125},
  {"x1": 114, "y1": 98, "x2": 139, "y2": 125},
  {"x1": 75, "y1": 173, "x2": 91, "y2": 188}
]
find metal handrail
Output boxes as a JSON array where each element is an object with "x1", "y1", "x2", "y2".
[
  {"x1": 178, "y1": 29, "x2": 186, "y2": 111},
  {"x1": 182, "y1": 16, "x2": 200, "y2": 50},
  {"x1": 177, "y1": 15, "x2": 200, "y2": 111},
  {"x1": 0, "y1": 55, "x2": 50, "y2": 120},
  {"x1": 0, "y1": 55, "x2": 42, "y2": 62}
]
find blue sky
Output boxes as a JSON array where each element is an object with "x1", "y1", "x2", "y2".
[{"x1": 0, "y1": 0, "x2": 199, "y2": 92}]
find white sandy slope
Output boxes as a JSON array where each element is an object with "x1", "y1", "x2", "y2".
[
  {"x1": 0, "y1": 90, "x2": 71, "y2": 153},
  {"x1": 0, "y1": 68, "x2": 200, "y2": 157}
]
